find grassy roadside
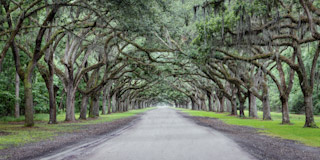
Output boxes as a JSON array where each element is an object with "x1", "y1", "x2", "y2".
[
  {"x1": 0, "y1": 108, "x2": 154, "y2": 150},
  {"x1": 175, "y1": 108, "x2": 320, "y2": 147}
]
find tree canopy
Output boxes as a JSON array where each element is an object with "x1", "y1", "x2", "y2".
[{"x1": 0, "y1": 0, "x2": 319, "y2": 128}]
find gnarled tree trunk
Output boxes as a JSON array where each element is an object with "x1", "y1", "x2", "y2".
[
  {"x1": 80, "y1": 94, "x2": 88, "y2": 119},
  {"x1": 89, "y1": 93, "x2": 100, "y2": 118},
  {"x1": 65, "y1": 82, "x2": 76, "y2": 121},
  {"x1": 303, "y1": 90, "x2": 316, "y2": 127},
  {"x1": 231, "y1": 96, "x2": 237, "y2": 116},
  {"x1": 280, "y1": 95, "x2": 290, "y2": 124},
  {"x1": 249, "y1": 92, "x2": 258, "y2": 118}
]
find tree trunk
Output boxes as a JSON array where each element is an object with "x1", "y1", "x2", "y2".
[
  {"x1": 107, "y1": 95, "x2": 112, "y2": 114},
  {"x1": 231, "y1": 96, "x2": 237, "y2": 116},
  {"x1": 201, "y1": 100, "x2": 207, "y2": 111},
  {"x1": 191, "y1": 98, "x2": 196, "y2": 110},
  {"x1": 93, "y1": 96, "x2": 100, "y2": 116},
  {"x1": 89, "y1": 94, "x2": 100, "y2": 118},
  {"x1": 134, "y1": 101, "x2": 137, "y2": 110},
  {"x1": 125, "y1": 100, "x2": 129, "y2": 111},
  {"x1": 65, "y1": 83, "x2": 76, "y2": 121},
  {"x1": 102, "y1": 87, "x2": 107, "y2": 115},
  {"x1": 262, "y1": 93, "x2": 271, "y2": 120},
  {"x1": 119, "y1": 101, "x2": 123, "y2": 112},
  {"x1": 24, "y1": 60, "x2": 38, "y2": 127},
  {"x1": 226, "y1": 100, "x2": 231, "y2": 113},
  {"x1": 124, "y1": 100, "x2": 129, "y2": 111},
  {"x1": 14, "y1": 72, "x2": 20, "y2": 118},
  {"x1": 212, "y1": 97, "x2": 217, "y2": 112},
  {"x1": 194, "y1": 101, "x2": 199, "y2": 110},
  {"x1": 139, "y1": 101, "x2": 142, "y2": 109},
  {"x1": 219, "y1": 97, "x2": 225, "y2": 112},
  {"x1": 47, "y1": 80, "x2": 58, "y2": 124},
  {"x1": 239, "y1": 100, "x2": 245, "y2": 118},
  {"x1": 280, "y1": 96, "x2": 290, "y2": 124},
  {"x1": 80, "y1": 94, "x2": 88, "y2": 119},
  {"x1": 24, "y1": 73, "x2": 34, "y2": 127},
  {"x1": 200, "y1": 96, "x2": 207, "y2": 111},
  {"x1": 215, "y1": 96, "x2": 220, "y2": 112},
  {"x1": 115, "y1": 98, "x2": 120, "y2": 112},
  {"x1": 249, "y1": 92, "x2": 258, "y2": 118},
  {"x1": 137, "y1": 101, "x2": 141, "y2": 109},
  {"x1": 58, "y1": 90, "x2": 65, "y2": 111},
  {"x1": 262, "y1": 77, "x2": 271, "y2": 120},
  {"x1": 207, "y1": 92, "x2": 213, "y2": 111},
  {"x1": 293, "y1": 39, "x2": 318, "y2": 127},
  {"x1": 112, "y1": 94, "x2": 117, "y2": 112},
  {"x1": 303, "y1": 91, "x2": 317, "y2": 127}
]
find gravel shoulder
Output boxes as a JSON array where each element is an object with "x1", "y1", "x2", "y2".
[
  {"x1": 0, "y1": 114, "x2": 143, "y2": 160},
  {"x1": 179, "y1": 112, "x2": 320, "y2": 160}
]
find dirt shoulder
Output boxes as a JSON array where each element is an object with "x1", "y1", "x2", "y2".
[
  {"x1": 0, "y1": 114, "x2": 142, "y2": 160},
  {"x1": 180, "y1": 112, "x2": 320, "y2": 160}
]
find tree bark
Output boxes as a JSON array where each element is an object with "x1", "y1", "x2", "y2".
[
  {"x1": 24, "y1": 70, "x2": 34, "y2": 127},
  {"x1": 231, "y1": 96, "x2": 237, "y2": 116},
  {"x1": 80, "y1": 94, "x2": 88, "y2": 119},
  {"x1": 45, "y1": 62, "x2": 58, "y2": 124},
  {"x1": 226, "y1": 100, "x2": 231, "y2": 113},
  {"x1": 219, "y1": 96, "x2": 225, "y2": 112},
  {"x1": 112, "y1": 94, "x2": 117, "y2": 112},
  {"x1": 262, "y1": 75, "x2": 271, "y2": 120},
  {"x1": 191, "y1": 97, "x2": 196, "y2": 110},
  {"x1": 239, "y1": 100, "x2": 245, "y2": 118},
  {"x1": 65, "y1": 83, "x2": 76, "y2": 121},
  {"x1": 89, "y1": 93, "x2": 100, "y2": 118},
  {"x1": 212, "y1": 97, "x2": 217, "y2": 112},
  {"x1": 249, "y1": 92, "x2": 258, "y2": 118},
  {"x1": 47, "y1": 80, "x2": 58, "y2": 124},
  {"x1": 207, "y1": 92, "x2": 213, "y2": 111},
  {"x1": 14, "y1": 72, "x2": 20, "y2": 118},
  {"x1": 280, "y1": 96, "x2": 290, "y2": 124},
  {"x1": 199, "y1": 94, "x2": 207, "y2": 111},
  {"x1": 303, "y1": 91, "x2": 317, "y2": 127},
  {"x1": 201, "y1": 99, "x2": 207, "y2": 111},
  {"x1": 58, "y1": 90, "x2": 65, "y2": 111},
  {"x1": 237, "y1": 92, "x2": 246, "y2": 118},
  {"x1": 102, "y1": 87, "x2": 107, "y2": 115},
  {"x1": 107, "y1": 94, "x2": 112, "y2": 114},
  {"x1": 215, "y1": 96, "x2": 220, "y2": 112},
  {"x1": 118, "y1": 101, "x2": 123, "y2": 112},
  {"x1": 115, "y1": 98, "x2": 120, "y2": 112}
]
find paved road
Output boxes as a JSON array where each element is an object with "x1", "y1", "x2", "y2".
[{"x1": 41, "y1": 107, "x2": 254, "y2": 160}]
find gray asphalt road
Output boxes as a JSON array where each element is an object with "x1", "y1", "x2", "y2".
[{"x1": 41, "y1": 107, "x2": 254, "y2": 160}]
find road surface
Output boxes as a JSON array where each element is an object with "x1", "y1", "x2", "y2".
[{"x1": 40, "y1": 107, "x2": 254, "y2": 160}]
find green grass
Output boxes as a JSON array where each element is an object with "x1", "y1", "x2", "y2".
[
  {"x1": 175, "y1": 108, "x2": 320, "y2": 147},
  {"x1": 0, "y1": 108, "x2": 154, "y2": 150}
]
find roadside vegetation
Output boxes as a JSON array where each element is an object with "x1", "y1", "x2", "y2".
[
  {"x1": 177, "y1": 108, "x2": 320, "y2": 147},
  {"x1": 0, "y1": 108, "x2": 153, "y2": 150}
]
